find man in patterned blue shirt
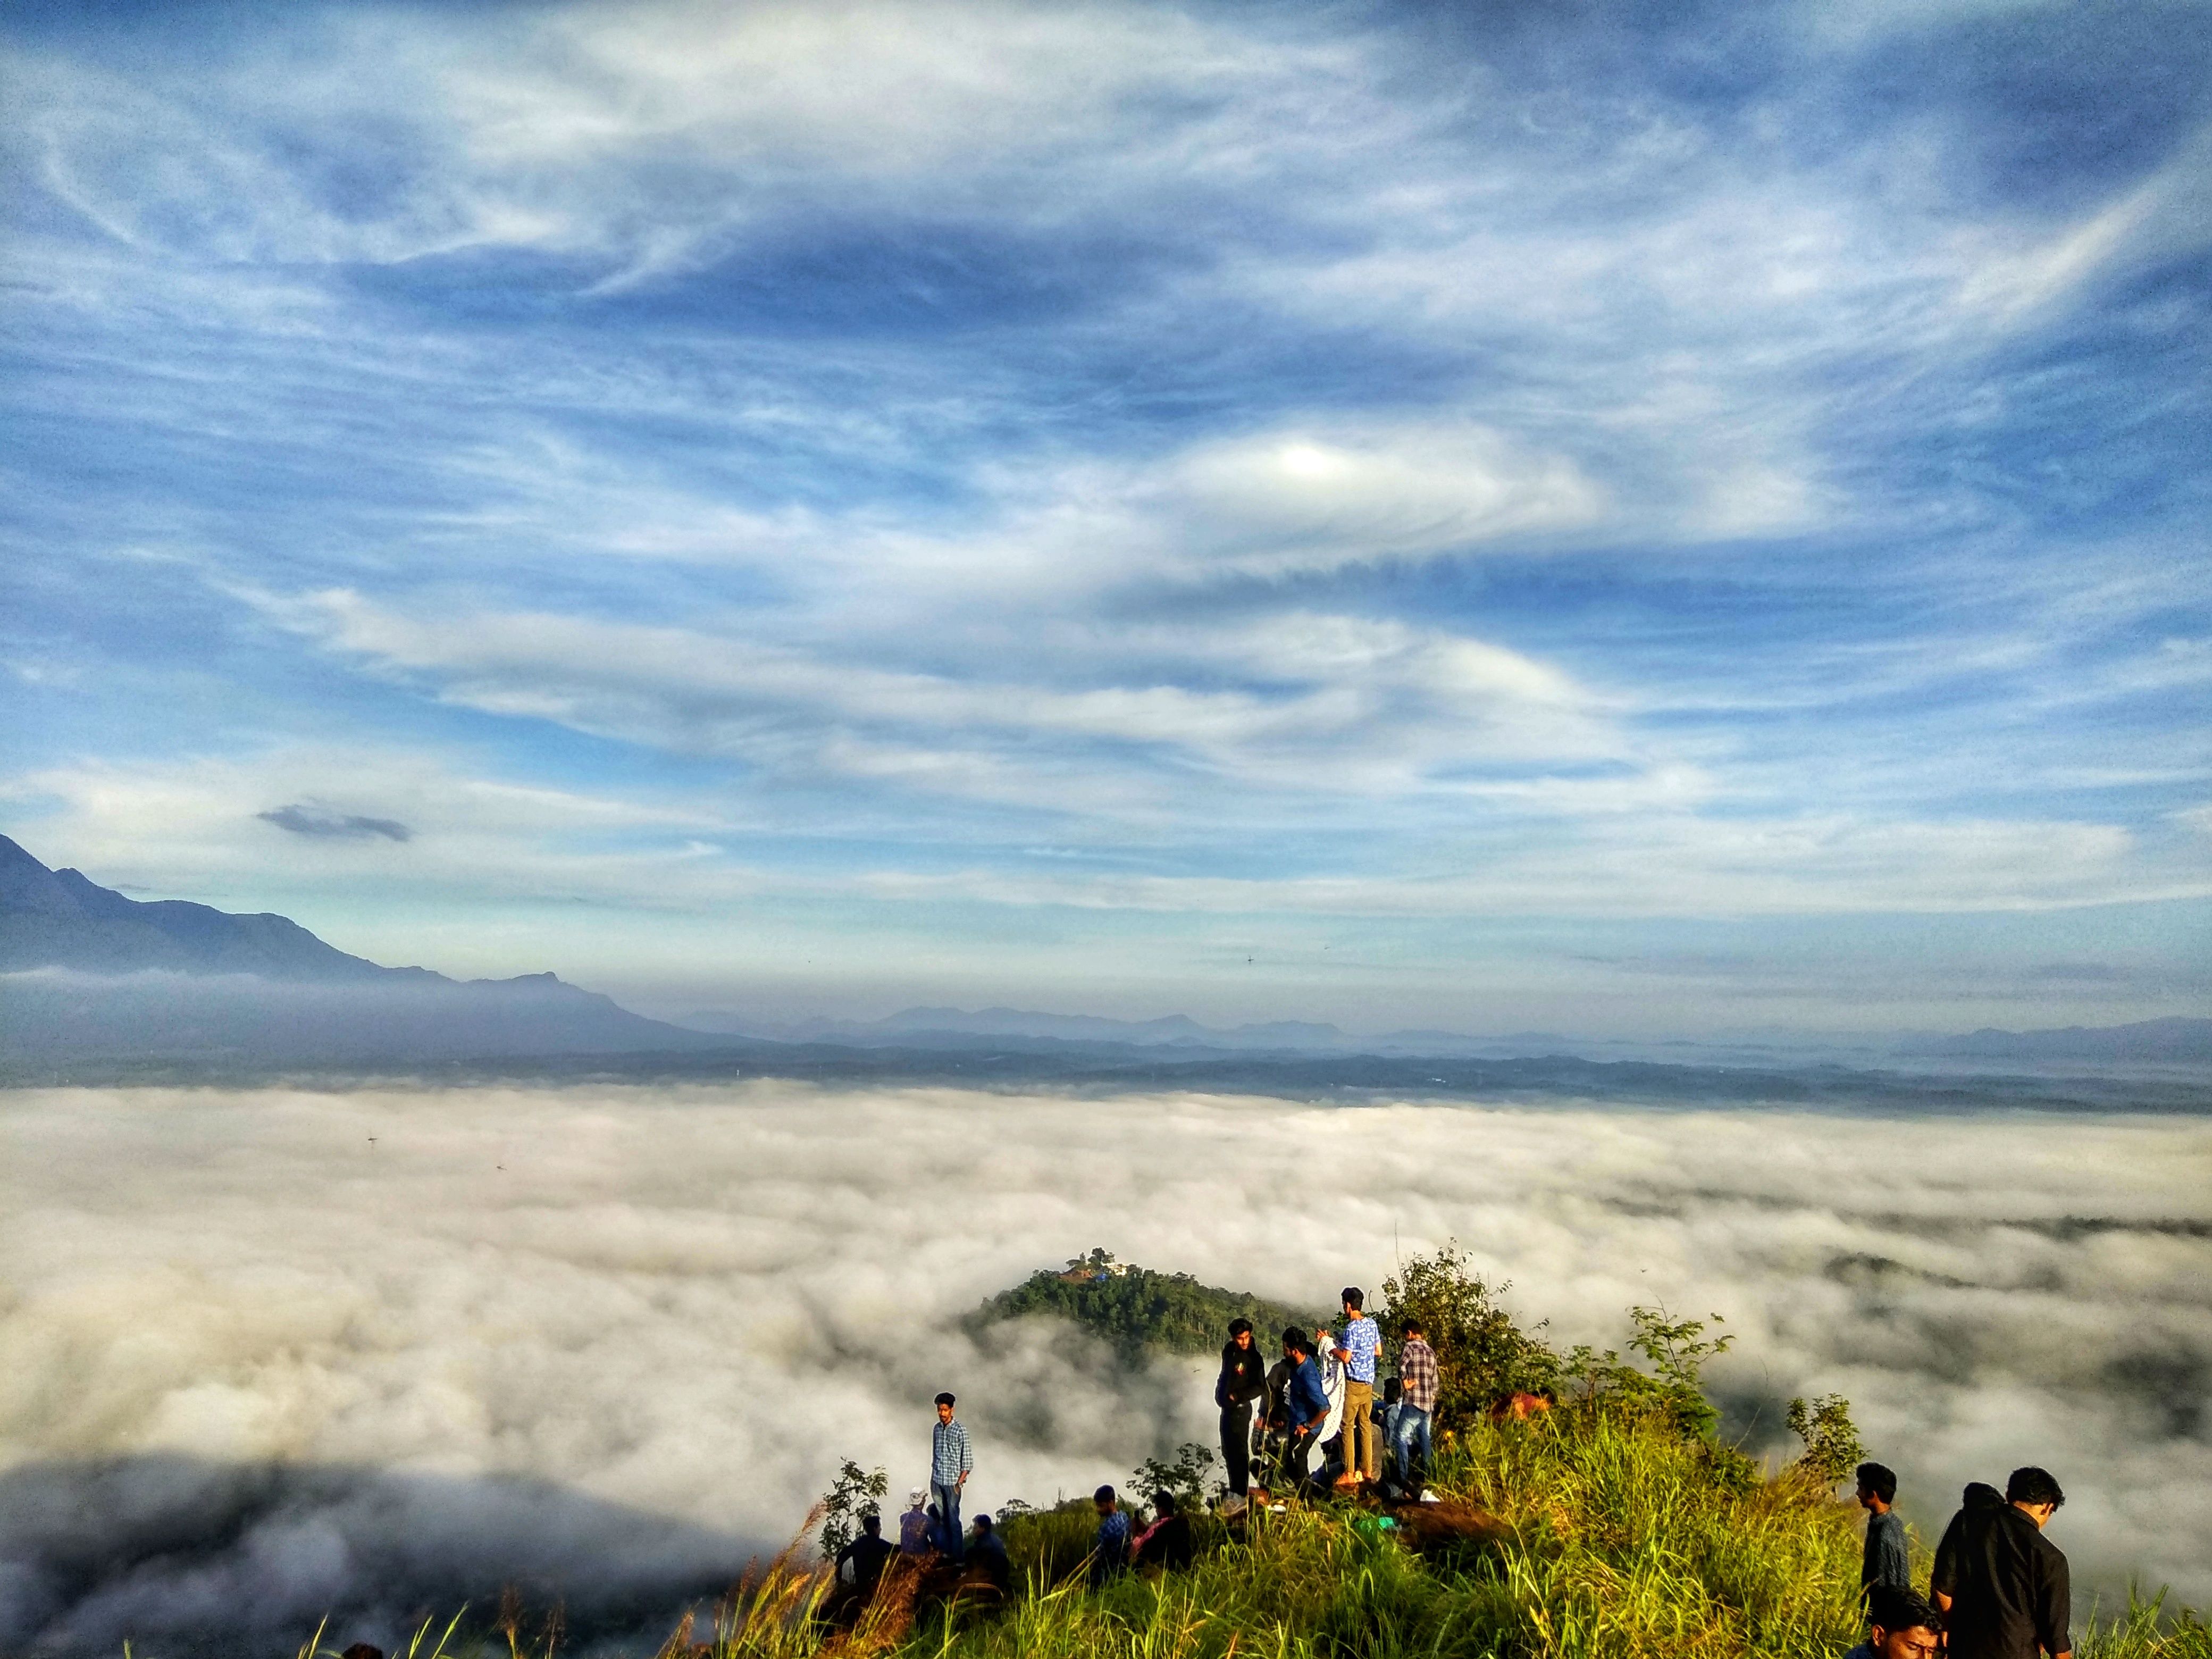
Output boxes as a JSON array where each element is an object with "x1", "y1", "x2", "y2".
[
  {"x1": 1328, "y1": 1287, "x2": 1382, "y2": 1487},
  {"x1": 931, "y1": 1392, "x2": 971, "y2": 1561}
]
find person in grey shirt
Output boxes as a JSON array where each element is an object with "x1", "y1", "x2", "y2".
[{"x1": 1857, "y1": 1461, "x2": 1911, "y2": 1599}]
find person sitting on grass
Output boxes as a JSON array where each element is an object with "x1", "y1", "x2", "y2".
[
  {"x1": 1847, "y1": 1585, "x2": 1946, "y2": 1659},
  {"x1": 1130, "y1": 1489, "x2": 1194, "y2": 1572},
  {"x1": 898, "y1": 1488, "x2": 932, "y2": 1555},
  {"x1": 835, "y1": 1512, "x2": 897, "y2": 1607},
  {"x1": 966, "y1": 1513, "x2": 1011, "y2": 1596},
  {"x1": 1090, "y1": 1485, "x2": 1131, "y2": 1588},
  {"x1": 1858, "y1": 1461, "x2": 1911, "y2": 1598}
]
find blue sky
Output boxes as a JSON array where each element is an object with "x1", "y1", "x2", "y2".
[{"x1": 3, "y1": 0, "x2": 2207, "y2": 1034}]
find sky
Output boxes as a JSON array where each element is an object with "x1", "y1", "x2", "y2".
[
  {"x1": 3, "y1": 0, "x2": 2209, "y2": 1034},
  {"x1": 5, "y1": 1081, "x2": 2208, "y2": 1655}
]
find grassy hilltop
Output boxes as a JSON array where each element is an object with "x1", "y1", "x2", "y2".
[{"x1": 339, "y1": 1247, "x2": 2210, "y2": 1659}]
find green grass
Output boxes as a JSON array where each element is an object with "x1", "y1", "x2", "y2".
[{"x1": 288, "y1": 1401, "x2": 2211, "y2": 1659}]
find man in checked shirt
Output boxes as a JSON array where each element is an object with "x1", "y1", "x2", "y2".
[
  {"x1": 930, "y1": 1392, "x2": 971, "y2": 1561},
  {"x1": 1392, "y1": 1317, "x2": 1439, "y2": 1497}
]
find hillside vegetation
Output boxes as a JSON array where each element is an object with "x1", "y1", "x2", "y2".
[
  {"x1": 331, "y1": 1247, "x2": 2211, "y2": 1659},
  {"x1": 966, "y1": 1249, "x2": 1320, "y2": 1361}
]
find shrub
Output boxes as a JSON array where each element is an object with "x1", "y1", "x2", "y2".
[{"x1": 1380, "y1": 1241, "x2": 1561, "y2": 1430}]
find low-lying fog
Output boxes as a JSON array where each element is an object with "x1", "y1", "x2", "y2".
[{"x1": 3, "y1": 1083, "x2": 2207, "y2": 1656}]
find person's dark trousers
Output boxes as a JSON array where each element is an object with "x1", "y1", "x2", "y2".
[
  {"x1": 1220, "y1": 1402, "x2": 1253, "y2": 1496},
  {"x1": 1391, "y1": 1405, "x2": 1432, "y2": 1495},
  {"x1": 1277, "y1": 1428, "x2": 1312, "y2": 1491},
  {"x1": 932, "y1": 1483, "x2": 965, "y2": 1560}
]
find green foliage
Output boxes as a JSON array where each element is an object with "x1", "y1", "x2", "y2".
[
  {"x1": 2079, "y1": 1591, "x2": 2212, "y2": 1659},
  {"x1": 1380, "y1": 1241, "x2": 1562, "y2": 1431},
  {"x1": 816, "y1": 1457, "x2": 889, "y2": 1557},
  {"x1": 1129, "y1": 1442, "x2": 1219, "y2": 1514},
  {"x1": 969, "y1": 1253, "x2": 1314, "y2": 1362},
  {"x1": 1561, "y1": 1306, "x2": 1735, "y2": 1442},
  {"x1": 1785, "y1": 1395, "x2": 1867, "y2": 1489}
]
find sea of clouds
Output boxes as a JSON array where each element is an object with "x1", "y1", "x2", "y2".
[{"x1": 2, "y1": 1082, "x2": 2207, "y2": 1656}]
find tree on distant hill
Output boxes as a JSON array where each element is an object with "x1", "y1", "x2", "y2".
[{"x1": 969, "y1": 1256, "x2": 1315, "y2": 1362}]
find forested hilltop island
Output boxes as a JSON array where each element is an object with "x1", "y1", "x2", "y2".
[{"x1": 966, "y1": 1250, "x2": 1319, "y2": 1360}]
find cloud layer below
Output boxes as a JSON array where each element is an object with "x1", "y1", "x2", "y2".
[{"x1": 2, "y1": 1082, "x2": 2207, "y2": 1655}]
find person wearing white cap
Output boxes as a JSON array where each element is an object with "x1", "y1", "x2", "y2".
[{"x1": 898, "y1": 1486, "x2": 932, "y2": 1555}]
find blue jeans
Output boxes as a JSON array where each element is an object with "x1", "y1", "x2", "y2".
[
  {"x1": 1391, "y1": 1404, "x2": 1432, "y2": 1490},
  {"x1": 932, "y1": 1481, "x2": 965, "y2": 1559}
]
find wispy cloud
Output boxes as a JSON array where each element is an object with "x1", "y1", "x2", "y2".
[{"x1": 3, "y1": 0, "x2": 2206, "y2": 1024}]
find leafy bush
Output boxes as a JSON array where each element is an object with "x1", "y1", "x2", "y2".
[
  {"x1": 1786, "y1": 1394, "x2": 1867, "y2": 1489},
  {"x1": 816, "y1": 1457, "x2": 889, "y2": 1557},
  {"x1": 1128, "y1": 1442, "x2": 1219, "y2": 1513},
  {"x1": 1379, "y1": 1241, "x2": 1562, "y2": 1429}
]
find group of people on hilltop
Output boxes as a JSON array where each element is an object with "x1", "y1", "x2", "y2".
[
  {"x1": 1214, "y1": 1287, "x2": 1440, "y2": 1503},
  {"x1": 1848, "y1": 1461, "x2": 2075, "y2": 1659},
  {"x1": 837, "y1": 1301, "x2": 2080, "y2": 1659}
]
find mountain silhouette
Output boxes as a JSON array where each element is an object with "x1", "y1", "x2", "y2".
[{"x1": 0, "y1": 835, "x2": 723, "y2": 1066}]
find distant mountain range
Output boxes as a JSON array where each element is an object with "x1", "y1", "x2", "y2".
[
  {"x1": 0, "y1": 834, "x2": 722, "y2": 1066},
  {"x1": 3, "y1": 832, "x2": 2204, "y2": 1080},
  {"x1": 1894, "y1": 1017, "x2": 2212, "y2": 1063}
]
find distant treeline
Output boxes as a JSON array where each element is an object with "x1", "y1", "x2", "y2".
[{"x1": 968, "y1": 1252, "x2": 1318, "y2": 1361}]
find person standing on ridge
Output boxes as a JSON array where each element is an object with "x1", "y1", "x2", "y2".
[
  {"x1": 1858, "y1": 1461, "x2": 1911, "y2": 1598},
  {"x1": 930, "y1": 1393, "x2": 971, "y2": 1562},
  {"x1": 1279, "y1": 1327, "x2": 1330, "y2": 1492},
  {"x1": 1934, "y1": 1466, "x2": 2072, "y2": 1659},
  {"x1": 1328, "y1": 1287, "x2": 1381, "y2": 1488},
  {"x1": 1933, "y1": 1482, "x2": 2007, "y2": 1612},
  {"x1": 1216, "y1": 1317, "x2": 1267, "y2": 1498},
  {"x1": 1393, "y1": 1317, "x2": 1439, "y2": 1496}
]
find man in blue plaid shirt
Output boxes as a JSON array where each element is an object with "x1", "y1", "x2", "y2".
[
  {"x1": 1328, "y1": 1287, "x2": 1382, "y2": 1487},
  {"x1": 931, "y1": 1392, "x2": 971, "y2": 1560}
]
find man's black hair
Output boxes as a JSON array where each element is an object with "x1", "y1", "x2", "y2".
[
  {"x1": 1857, "y1": 1462, "x2": 1898, "y2": 1504},
  {"x1": 1401, "y1": 1317, "x2": 1424, "y2": 1336},
  {"x1": 1152, "y1": 1490, "x2": 1177, "y2": 1514},
  {"x1": 1283, "y1": 1326, "x2": 1310, "y2": 1354},
  {"x1": 1869, "y1": 1586, "x2": 1943, "y2": 1637},
  {"x1": 1094, "y1": 1484, "x2": 1117, "y2": 1505},
  {"x1": 1342, "y1": 1287, "x2": 1364, "y2": 1311},
  {"x1": 972, "y1": 1513, "x2": 994, "y2": 1533},
  {"x1": 1228, "y1": 1317, "x2": 1252, "y2": 1337},
  {"x1": 1384, "y1": 1377, "x2": 1403, "y2": 1403},
  {"x1": 934, "y1": 1392, "x2": 956, "y2": 1407},
  {"x1": 2007, "y1": 1467, "x2": 2065, "y2": 1509},
  {"x1": 861, "y1": 1512, "x2": 881, "y2": 1534}
]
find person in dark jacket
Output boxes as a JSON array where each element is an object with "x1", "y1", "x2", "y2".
[
  {"x1": 1216, "y1": 1317, "x2": 1267, "y2": 1498},
  {"x1": 1933, "y1": 1467, "x2": 2072, "y2": 1659},
  {"x1": 1858, "y1": 1461, "x2": 1911, "y2": 1598},
  {"x1": 1277, "y1": 1328, "x2": 1330, "y2": 1492},
  {"x1": 1932, "y1": 1481, "x2": 2007, "y2": 1610},
  {"x1": 836, "y1": 1512, "x2": 898, "y2": 1604}
]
